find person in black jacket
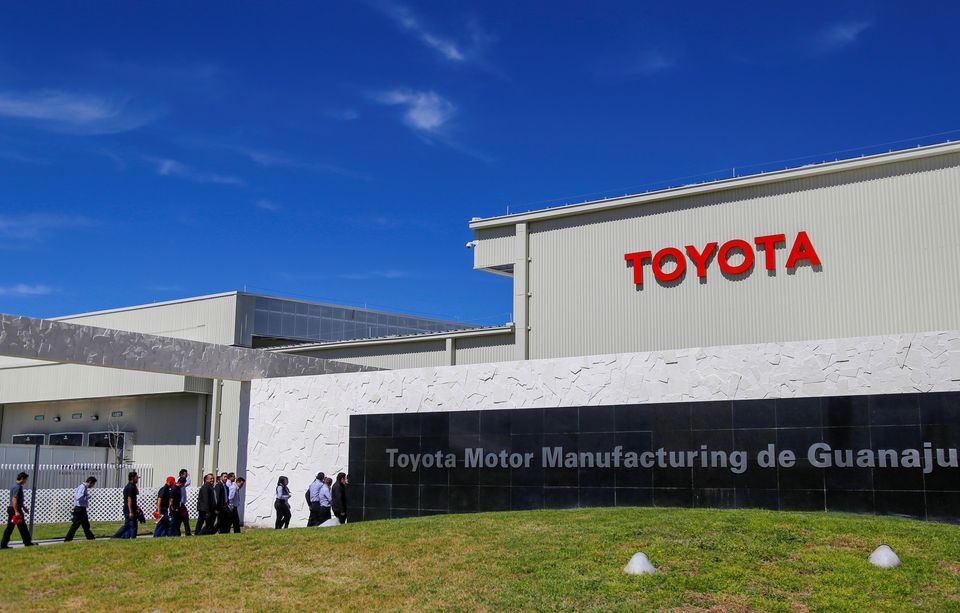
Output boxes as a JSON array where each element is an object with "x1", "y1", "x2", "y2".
[
  {"x1": 195, "y1": 473, "x2": 216, "y2": 535},
  {"x1": 215, "y1": 472, "x2": 230, "y2": 534},
  {"x1": 331, "y1": 472, "x2": 348, "y2": 524}
]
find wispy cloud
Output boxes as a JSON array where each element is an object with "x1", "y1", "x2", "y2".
[
  {"x1": 148, "y1": 157, "x2": 245, "y2": 186},
  {"x1": 0, "y1": 283, "x2": 55, "y2": 297},
  {"x1": 0, "y1": 213, "x2": 96, "y2": 243},
  {"x1": 813, "y1": 20, "x2": 873, "y2": 53},
  {"x1": 0, "y1": 90, "x2": 160, "y2": 134},
  {"x1": 255, "y1": 199, "x2": 281, "y2": 212},
  {"x1": 326, "y1": 108, "x2": 359, "y2": 121},
  {"x1": 372, "y1": 0, "x2": 496, "y2": 69},
  {"x1": 596, "y1": 47, "x2": 678, "y2": 80},
  {"x1": 233, "y1": 146, "x2": 365, "y2": 178},
  {"x1": 375, "y1": 89, "x2": 456, "y2": 134},
  {"x1": 339, "y1": 269, "x2": 416, "y2": 280},
  {"x1": 377, "y1": 1, "x2": 465, "y2": 61},
  {"x1": 0, "y1": 149, "x2": 46, "y2": 165}
]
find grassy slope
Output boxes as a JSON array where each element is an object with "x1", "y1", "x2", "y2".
[
  {"x1": 4, "y1": 508, "x2": 959, "y2": 612},
  {"x1": 28, "y1": 521, "x2": 154, "y2": 540}
]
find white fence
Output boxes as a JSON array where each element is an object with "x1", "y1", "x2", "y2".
[
  {"x1": 0, "y1": 463, "x2": 154, "y2": 490},
  {"x1": 21, "y1": 487, "x2": 202, "y2": 524},
  {"x1": 0, "y1": 462, "x2": 209, "y2": 524}
]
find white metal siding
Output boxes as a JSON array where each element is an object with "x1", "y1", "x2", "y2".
[
  {"x1": 454, "y1": 331, "x2": 517, "y2": 365},
  {"x1": 53, "y1": 293, "x2": 239, "y2": 345},
  {"x1": 473, "y1": 225, "x2": 516, "y2": 270},
  {"x1": 0, "y1": 393, "x2": 200, "y2": 486},
  {"x1": 298, "y1": 340, "x2": 449, "y2": 370},
  {"x1": 527, "y1": 152, "x2": 960, "y2": 359},
  {"x1": 0, "y1": 363, "x2": 205, "y2": 404}
]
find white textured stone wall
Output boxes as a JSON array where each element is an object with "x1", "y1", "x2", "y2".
[{"x1": 244, "y1": 330, "x2": 960, "y2": 527}]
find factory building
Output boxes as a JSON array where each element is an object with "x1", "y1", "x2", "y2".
[
  {"x1": 0, "y1": 292, "x2": 468, "y2": 481},
  {"x1": 2, "y1": 141, "x2": 959, "y2": 523}
]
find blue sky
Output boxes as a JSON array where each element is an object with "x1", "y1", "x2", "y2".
[{"x1": 1, "y1": 1, "x2": 958, "y2": 324}]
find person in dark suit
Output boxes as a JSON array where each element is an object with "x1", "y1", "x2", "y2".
[
  {"x1": 195, "y1": 473, "x2": 216, "y2": 535},
  {"x1": 215, "y1": 472, "x2": 230, "y2": 534},
  {"x1": 331, "y1": 472, "x2": 348, "y2": 524},
  {"x1": 1, "y1": 472, "x2": 34, "y2": 548}
]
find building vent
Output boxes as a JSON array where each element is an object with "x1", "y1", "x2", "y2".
[{"x1": 49, "y1": 432, "x2": 85, "y2": 446}]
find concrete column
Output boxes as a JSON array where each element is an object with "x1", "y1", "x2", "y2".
[
  {"x1": 210, "y1": 378, "x2": 223, "y2": 474},
  {"x1": 445, "y1": 337, "x2": 456, "y2": 366},
  {"x1": 514, "y1": 222, "x2": 530, "y2": 360},
  {"x1": 195, "y1": 393, "x2": 207, "y2": 478}
]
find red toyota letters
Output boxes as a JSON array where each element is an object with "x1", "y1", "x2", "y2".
[{"x1": 624, "y1": 231, "x2": 820, "y2": 286}]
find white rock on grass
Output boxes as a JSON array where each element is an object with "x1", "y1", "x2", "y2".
[
  {"x1": 623, "y1": 552, "x2": 657, "y2": 575},
  {"x1": 869, "y1": 544, "x2": 901, "y2": 569},
  {"x1": 319, "y1": 517, "x2": 341, "y2": 528}
]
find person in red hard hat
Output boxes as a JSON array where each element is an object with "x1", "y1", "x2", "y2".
[{"x1": 153, "y1": 476, "x2": 177, "y2": 537}]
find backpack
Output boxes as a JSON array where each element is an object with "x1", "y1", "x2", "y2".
[{"x1": 305, "y1": 486, "x2": 312, "y2": 505}]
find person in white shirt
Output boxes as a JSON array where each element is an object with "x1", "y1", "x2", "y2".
[
  {"x1": 306, "y1": 472, "x2": 325, "y2": 527},
  {"x1": 227, "y1": 477, "x2": 245, "y2": 533},
  {"x1": 318, "y1": 476, "x2": 333, "y2": 524},
  {"x1": 64, "y1": 476, "x2": 97, "y2": 541},
  {"x1": 177, "y1": 469, "x2": 191, "y2": 536}
]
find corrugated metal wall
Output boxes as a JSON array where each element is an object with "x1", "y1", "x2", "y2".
[
  {"x1": 295, "y1": 330, "x2": 517, "y2": 369},
  {"x1": 0, "y1": 363, "x2": 207, "y2": 404},
  {"x1": 53, "y1": 293, "x2": 239, "y2": 345},
  {"x1": 474, "y1": 225, "x2": 516, "y2": 270},
  {"x1": 0, "y1": 393, "x2": 200, "y2": 487},
  {"x1": 300, "y1": 339, "x2": 449, "y2": 369},
  {"x1": 455, "y1": 331, "x2": 517, "y2": 364},
  {"x1": 525, "y1": 151, "x2": 960, "y2": 359}
]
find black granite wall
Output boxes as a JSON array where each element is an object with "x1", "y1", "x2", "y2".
[{"x1": 347, "y1": 392, "x2": 960, "y2": 522}]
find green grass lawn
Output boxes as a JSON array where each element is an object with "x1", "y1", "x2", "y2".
[
  {"x1": 3, "y1": 508, "x2": 959, "y2": 612},
  {"x1": 28, "y1": 521, "x2": 155, "y2": 540}
]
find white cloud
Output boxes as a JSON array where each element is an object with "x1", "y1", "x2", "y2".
[
  {"x1": 255, "y1": 199, "x2": 281, "y2": 212},
  {"x1": 149, "y1": 158, "x2": 245, "y2": 186},
  {"x1": 814, "y1": 20, "x2": 873, "y2": 52},
  {"x1": 0, "y1": 284, "x2": 55, "y2": 297},
  {"x1": 0, "y1": 213, "x2": 95, "y2": 241},
  {"x1": 375, "y1": 89, "x2": 455, "y2": 133},
  {"x1": 0, "y1": 90, "x2": 159, "y2": 134},
  {"x1": 379, "y1": 1, "x2": 465, "y2": 61}
]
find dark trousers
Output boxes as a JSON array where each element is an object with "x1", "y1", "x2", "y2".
[
  {"x1": 334, "y1": 511, "x2": 347, "y2": 524},
  {"x1": 172, "y1": 509, "x2": 191, "y2": 536},
  {"x1": 275, "y1": 501, "x2": 291, "y2": 529},
  {"x1": 307, "y1": 501, "x2": 323, "y2": 526},
  {"x1": 319, "y1": 505, "x2": 332, "y2": 523},
  {"x1": 111, "y1": 512, "x2": 138, "y2": 539},
  {"x1": 64, "y1": 506, "x2": 95, "y2": 541},
  {"x1": 194, "y1": 510, "x2": 214, "y2": 535},
  {"x1": 229, "y1": 507, "x2": 241, "y2": 533},
  {"x1": 153, "y1": 512, "x2": 172, "y2": 538},
  {"x1": 217, "y1": 507, "x2": 230, "y2": 533},
  {"x1": 1, "y1": 507, "x2": 31, "y2": 547}
]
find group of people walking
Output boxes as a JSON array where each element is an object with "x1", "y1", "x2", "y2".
[
  {"x1": 109, "y1": 469, "x2": 246, "y2": 539},
  {"x1": 2, "y1": 468, "x2": 348, "y2": 546},
  {"x1": 274, "y1": 472, "x2": 348, "y2": 529}
]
